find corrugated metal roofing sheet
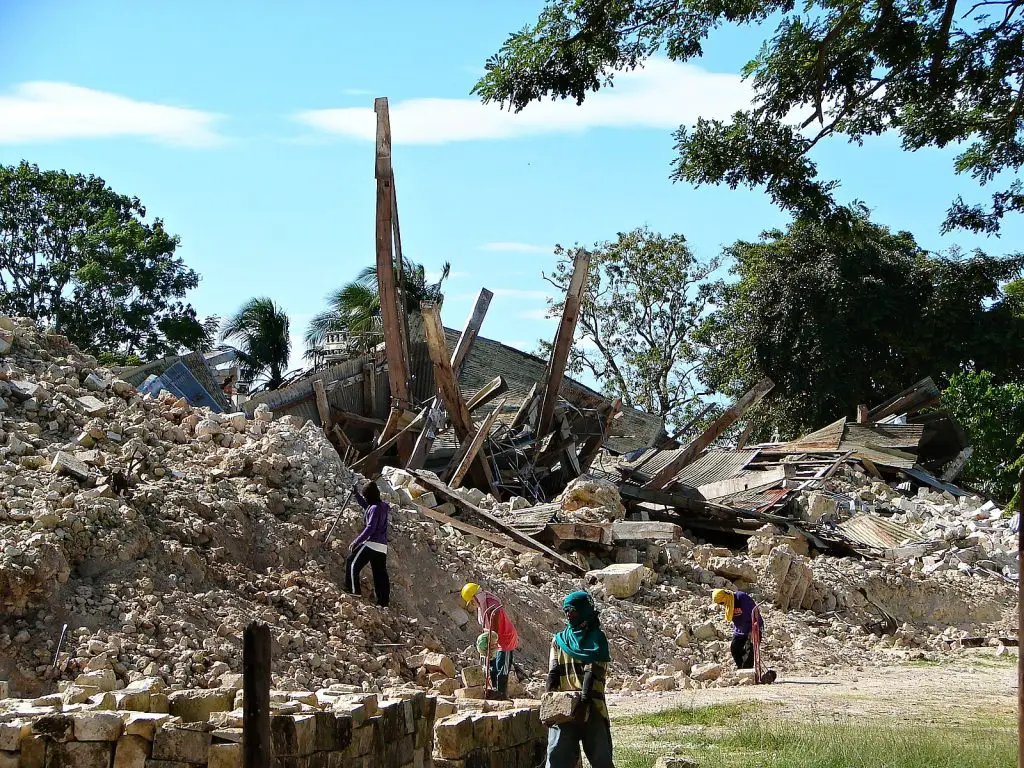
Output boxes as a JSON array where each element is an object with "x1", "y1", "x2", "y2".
[
  {"x1": 838, "y1": 515, "x2": 918, "y2": 549},
  {"x1": 898, "y1": 466, "x2": 968, "y2": 498},
  {"x1": 621, "y1": 448, "x2": 759, "y2": 487}
]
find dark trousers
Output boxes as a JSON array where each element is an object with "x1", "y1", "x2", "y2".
[
  {"x1": 546, "y1": 715, "x2": 614, "y2": 768},
  {"x1": 489, "y1": 650, "x2": 514, "y2": 696},
  {"x1": 344, "y1": 545, "x2": 390, "y2": 607},
  {"x1": 731, "y1": 633, "x2": 754, "y2": 669}
]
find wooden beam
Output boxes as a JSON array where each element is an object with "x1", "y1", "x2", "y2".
[
  {"x1": 696, "y1": 467, "x2": 787, "y2": 500},
  {"x1": 242, "y1": 622, "x2": 272, "y2": 768},
  {"x1": 537, "y1": 249, "x2": 591, "y2": 436},
  {"x1": 412, "y1": 504, "x2": 533, "y2": 556},
  {"x1": 313, "y1": 379, "x2": 333, "y2": 430},
  {"x1": 856, "y1": 404, "x2": 870, "y2": 424},
  {"x1": 391, "y1": 182, "x2": 411, "y2": 377},
  {"x1": 467, "y1": 376, "x2": 508, "y2": 412},
  {"x1": 510, "y1": 383, "x2": 539, "y2": 431},
  {"x1": 376, "y1": 406, "x2": 403, "y2": 447},
  {"x1": 374, "y1": 97, "x2": 412, "y2": 462},
  {"x1": 411, "y1": 471, "x2": 585, "y2": 575},
  {"x1": 452, "y1": 288, "x2": 493, "y2": 378},
  {"x1": 407, "y1": 288, "x2": 495, "y2": 471},
  {"x1": 420, "y1": 301, "x2": 497, "y2": 495},
  {"x1": 362, "y1": 363, "x2": 375, "y2": 417},
  {"x1": 447, "y1": 397, "x2": 507, "y2": 488},
  {"x1": 578, "y1": 398, "x2": 621, "y2": 472},
  {"x1": 338, "y1": 410, "x2": 387, "y2": 430},
  {"x1": 352, "y1": 407, "x2": 428, "y2": 475},
  {"x1": 645, "y1": 378, "x2": 775, "y2": 490}
]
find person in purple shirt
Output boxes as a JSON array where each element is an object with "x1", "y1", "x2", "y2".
[
  {"x1": 712, "y1": 588, "x2": 759, "y2": 668},
  {"x1": 344, "y1": 480, "x2": 390, "y2": 607}
]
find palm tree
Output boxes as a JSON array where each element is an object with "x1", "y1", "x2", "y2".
[
  {"x1": 305, "y1": 258, "x2": 450, "y2": 363},
  {"x1": 220, "y1": 297, "x2": 291, "y2": 390}
]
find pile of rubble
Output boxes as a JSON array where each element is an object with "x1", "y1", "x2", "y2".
[{"x1": 0, "y1": 316, "x2": 1017, "y2": 709}]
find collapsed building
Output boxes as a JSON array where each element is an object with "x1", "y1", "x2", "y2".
[{"x1": 0, "y1": 99, "x2": 1018, "y2": 766}]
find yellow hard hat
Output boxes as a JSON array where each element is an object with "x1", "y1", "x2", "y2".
[{"x1": 461, "y1": 582, "x2": 480, "y2": 605}]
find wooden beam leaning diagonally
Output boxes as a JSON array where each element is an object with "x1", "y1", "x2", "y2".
[
  {"x1": 406, "y1": 288, "x2": 493, "y2": 470},
  {"x1": 411, "y1": 471, "x2": 584, "y2": 575},
  {"x1": 537, "y1": 249, "x2": 591, "y2": 437},
  {"x1": 644, "y1": 377, "x2": 775, "y2": 490},
  {"x1": 447, "y1": 396, "x2": 508, "y2": 488},
  {"x1": 419, "y1": 301, "x2": 498, "y2": 495},
  {"x1": 374, "y1": 96, "x2": 413, "y2": 462},
  {"x1": 578, "y1": 397, "x2": 621, "y2": 472}
]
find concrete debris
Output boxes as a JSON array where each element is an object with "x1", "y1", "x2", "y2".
[{"x1": 0, "y1": 316, "x2": 1017, "y2": 708}]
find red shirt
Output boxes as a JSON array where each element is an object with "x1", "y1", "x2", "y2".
[{"x1": 477, "y1": 592, "x2": 518, "y2": 651}]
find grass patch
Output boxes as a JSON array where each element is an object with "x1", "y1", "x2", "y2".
[
  {"x1": 616, "y1": 702, "x2": 755, "y2": 728},
  {"x1": 615, "y1": 715, "x2": 1015, "y2": 768}
]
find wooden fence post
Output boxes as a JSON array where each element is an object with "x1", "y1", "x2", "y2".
[{"x1": 243, "y1": 621, "x2": 272, "y2": 768}]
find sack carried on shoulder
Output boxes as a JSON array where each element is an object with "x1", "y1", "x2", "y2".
[{"x1": 539, "y1": 691, "x2": 583, "y2": 726}]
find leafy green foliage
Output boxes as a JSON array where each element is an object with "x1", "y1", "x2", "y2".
[
  {"x1": 699, "y1": 206, "x2": 1024, "y2": 438},
  {"x1": 304, "y1": 258, "x2": 450, "y2": 363},
  {"x1": 477, "y1": 0, "x2": 1024, "y2": 232},
  {"x1": 0, "y1": 161, "x2": 209, "y2": 359},
  {"x1": 941, "y1": 371, "x2": 1024, "y2": 504},
  {"x1": 220, "y1": 298, "x2": 291, "y2": 391},
  {"x1": 540, "y1": 227, "x2": 719, "y2": 430}
]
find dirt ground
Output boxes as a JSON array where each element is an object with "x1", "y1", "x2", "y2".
[{"x1": 608, "y1": 650, "x2": 1018, "y2": 724}]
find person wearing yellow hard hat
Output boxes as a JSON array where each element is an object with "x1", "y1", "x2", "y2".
[{"x1": 462, "y1": 582, "x2": 518, "y2": 697}]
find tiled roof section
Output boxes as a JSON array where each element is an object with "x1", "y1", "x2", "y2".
[
  {"x1": 438, "y1": 329, "x2": 663, "y2": 454},
  {"x1": 779, "y1": 418, "x2": 846, "y2": 452},
  {"x1": 841, "y1": 423, "x2": 925, "y2": 450}
]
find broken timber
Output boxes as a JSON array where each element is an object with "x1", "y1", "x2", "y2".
[
  {"x1": 420, "y1": 301, "x2": 498, "y2": 497},
  {"x1": 407, "y1": 288, "x2": 494, "y2": 471},
  {"x1": 411, "y1": 471, "x2": 585, "y2": 575},
  {"x1": 447, "y1": 396, "x2": 508, "y2": 489},
  {"x1": 352, "y1": 407, "x2": 428, "y2": 475},
  {"x1": 374, "y1": 97, "x2": 413, "y2": 463},
  {"x1": 644, "y1": 377, "x2": 775, "y2": 490},
  {"x1": 537, "y1": 249, "x2": 591, "y2": 437},
  {"x1": 412, "y1": 503, "x2": 533, "y2": 557}
]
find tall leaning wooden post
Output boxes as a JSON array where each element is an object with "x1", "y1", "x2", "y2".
[
  {"x1": 536, "y1": 249, "x2": 591, "y2": 437},
  {"x1": 243, "y1": 621, "x2": 272, "y2": 768},
  {"x1": 374, "y1": 97, "x2": 414, "y2": 463}
]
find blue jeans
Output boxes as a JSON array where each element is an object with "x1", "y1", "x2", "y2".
[
  {"x1": 489, "y1": 649, "x2": 513, "y2": 696},
  {"x1": 546, "y1": 713, "x2": 615, "y2": 768}
]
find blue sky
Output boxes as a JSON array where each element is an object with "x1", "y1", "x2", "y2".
[{"x1": 2, "y1": 1, "x2": 1021, "y2": 380}]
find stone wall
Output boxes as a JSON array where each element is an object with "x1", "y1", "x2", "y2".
[
  {"x1": 0, "y1": 687, "x2": 436, "y2": 768},
  {"x1": 433, "y1": 707, "x2": 546, "y2": 768},
  {"x1": 0, "y1": 682, "x2": 547, "y2": 768}
]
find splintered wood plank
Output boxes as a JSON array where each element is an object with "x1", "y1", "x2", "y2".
[
  {"x1": 420, "y1": 301, "x2": 498, "y2": 496},
  {"x1": 374, "y1": 97, "x2": 412, "y2": 462},
  {"x1": 447, "y1": 397, "x2": 508, "y2": 489},
  {"x1": 537, "y1": 249, "x2": 591, "y2": 436},
  {"x1": 644, "y1": 378, "x2": 775, "y2": 490}
]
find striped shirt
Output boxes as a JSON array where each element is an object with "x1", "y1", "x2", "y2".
[{"x1": 547, "y1": 640, "x2": 609, "y2": 720}]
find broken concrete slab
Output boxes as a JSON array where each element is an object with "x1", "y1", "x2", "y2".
[
  {"x1": 611, "y1": 520, "x2": 682, "y2": 542},
  {"x1": 586, "y1": 563, "x2": 654, "y2": 599}
]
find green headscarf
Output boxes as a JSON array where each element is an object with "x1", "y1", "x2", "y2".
[{"x1": 554, "y1": 591, "x2": 611, "y2": 663}]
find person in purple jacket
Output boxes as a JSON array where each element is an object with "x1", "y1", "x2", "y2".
[
  {"x1": 344, "y1": 480, "x2": 390, "y2": 607},
  {"x1": 712, "y1": 588, "x2": 759, "y2": 668}
]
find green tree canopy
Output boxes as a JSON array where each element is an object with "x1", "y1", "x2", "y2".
[
  {"x1": 304, "y1": 258, "x2": 450, "y2": 363},
  {"x1": 699, "y1": 207, "x2": 1024, "y2": 437},
  {"x1": 220, "y1": 298, "x2": 291, "y2": 391},
  {"x1": 541, "y1": 226, "x2": 719, "y2": 430},
  {"x1": 940, "y1": 370, "x2": 1024, "y2": 504},
  {"x1": 476, "y1": 0, "x2": 1024, "y2": 233},
  {"x1": 0, "y1": 161, "x2": 211, "y2": 359}
]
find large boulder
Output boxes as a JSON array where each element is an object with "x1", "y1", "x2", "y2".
[
  {"x1": 560, "y1": 477, "x2": 626, "y2": 521},
  {"x1": 586, "y1": 563, "x2": 654, "y2": 599}
]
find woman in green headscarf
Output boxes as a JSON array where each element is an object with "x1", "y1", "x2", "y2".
[{"x1": 545, "y1": 591, "x2": 614, "y2": 768}]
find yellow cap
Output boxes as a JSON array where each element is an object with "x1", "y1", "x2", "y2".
[{"x1": 461, "y1": 582, "x2": 480, "y2": 605}]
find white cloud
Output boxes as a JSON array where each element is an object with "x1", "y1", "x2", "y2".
[
  {"x1": 293, "y1": 57, "x2": 753, "y2": 145},
  {"x1": 342, "y1": 88, "x2": 374, "y2": 96},
  {"x1": 478, "y1": 242, "x2": 553, "y2": 254},
  {"x1": 519, "y1": 307, "x2": 553, "y2": 321},
  {"x1": 0, "y1": 82, "x2": 224, "y2": 146}
]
